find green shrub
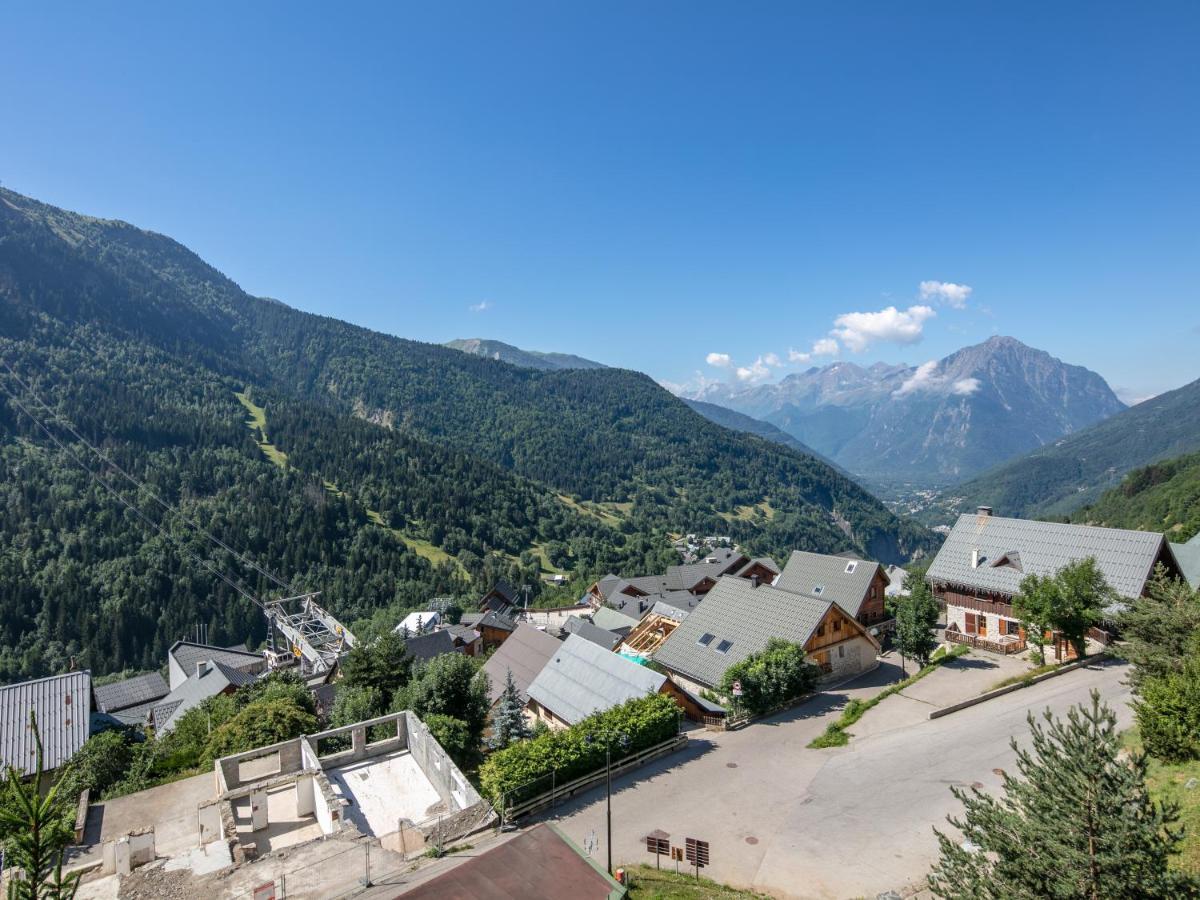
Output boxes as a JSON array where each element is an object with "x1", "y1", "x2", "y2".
[
  {"x1": 201, "y1": 698, "x2": 317, "y2": 763},
  {"x1": 424, "y1": 714, "x2": 474, "y2": 769},
  {"x1": 479, "y1": 693, "x2": 679, "y2": 807},
  {"x1": 719, "y1": 638, "x2": 816, "y2": 715}
]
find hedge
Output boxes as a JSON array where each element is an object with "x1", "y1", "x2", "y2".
[{"x1": 479, "y1": 693, "x2": 679, "y2": 807}]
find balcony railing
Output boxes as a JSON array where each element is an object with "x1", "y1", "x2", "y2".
[{"x1": 945, "y1": 630, "x2": 1027, "y2": 655}]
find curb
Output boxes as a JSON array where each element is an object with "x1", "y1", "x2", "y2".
[{"x1": 928, "y1": 653, "x2": 1109, "y2": 719}]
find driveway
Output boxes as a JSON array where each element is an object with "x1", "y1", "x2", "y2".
[{"x1": 542, "y1": 657, "x2": 1131, "y2": 899}]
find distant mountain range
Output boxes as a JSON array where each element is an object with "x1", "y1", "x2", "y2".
[
  {"x1": 930, "y1": 375, "x2": 1200, "y2": 522},
  {"x1": 445, "y1": 338, "x2": 607, "y2": 371},
  {"x1": 682, "y1": 336, "x2": 1126, "y2": 484},
  {"x1": 444, "y1": 339, "x2": 832, "y2": 463}
]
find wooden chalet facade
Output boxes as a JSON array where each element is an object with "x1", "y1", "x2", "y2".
[{"x1": 927, "y1": 508, "x2": 1186, "y2": 657}]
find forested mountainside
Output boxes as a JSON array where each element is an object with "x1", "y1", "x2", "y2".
[
  {"x1": 930, "y1": 376, "x2": 1200, "y2": 523},
  {"x1": 0, "y1": 188, "x2": 935, "y2": 680},
  {"x1": 687, "y1": 336, "x2": 1125, "y2": 483},
  {"x1": 444, "y1": 338, "x2": 606, "y2": 370},
  {"x1": 1066, "y1": 452, "x2": 1200, "y2": 542}
]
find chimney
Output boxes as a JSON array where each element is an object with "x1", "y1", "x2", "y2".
[
  {"x1": 970, "y1": 548, "x2": 980, "y2": 569},
  {"x1": 977, "y1": 505, "x2": 993, "y2": 518},
  {"x1": 751, "y1": 574, "x2": 761, "y2": 588}
]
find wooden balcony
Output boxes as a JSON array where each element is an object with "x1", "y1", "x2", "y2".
[{"x1": 945, "y1": 630, "x2": 1027, "y2": 655}]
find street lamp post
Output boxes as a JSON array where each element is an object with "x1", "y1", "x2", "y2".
[{"x1": 586, "y1": 730, "x2": 630, "y2": 874}]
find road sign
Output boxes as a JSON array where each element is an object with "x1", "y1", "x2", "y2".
[
  {"x1": 685, "y1": 837, "x2": 710, "y2": 868},
  {"x1": 645, "y1": 831, "x2": 670, "y2": 868},
  {"x1": 732, "y1": 680, "x2": 743, "y2": 696},
  {"x1": 671, "y1": 846, "x2": 684, "y2": 861}
]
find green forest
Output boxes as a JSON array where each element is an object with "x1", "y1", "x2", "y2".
[
  {"x1": 0, "y1": 186, "x2": 936, "y2": 683},
  {"x1": 1068, "y1": 452, "x2": 1200, "y2": 542}
]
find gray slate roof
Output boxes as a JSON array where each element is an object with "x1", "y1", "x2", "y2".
[
  {"x1": 1, "y1": 671, "x2": 92, "y2": 773},
  {"x1": 775, "y1": 550, "x2": 880, "y2": 616},
  {"x1": 527, "y1": 634, "x2": 666, "y2": 725},
  {"x1": 93, "y1": 672, "x2": 169, "y2": 714},
  {"x1": 561, "y1": 617, "x2": 622, "y2": 651},
  {"x1": 927, "y1": 513, "x2": 1170, "y2": 599},
  {"x1": 404, "y1": 629, "x2": 458, "y2": 662},
  {"x1": 169, "y1": 641, "x2": 263, "y2": 679},
  {"x1": 481, "y1": 623, "x2": 562, "y2": 705},
  {"x1": 653, "y1": 577, "x2": 835, "y2": 689},
  {"x1": 153, "y1": 660, "x2": 260, "y2": 734},
  {"x1": 590, "y1": 606, "x2": 641, "y2": 635},
  {"x1": 1171, "y1": 535, "x2": 1200, "y2": 589}
]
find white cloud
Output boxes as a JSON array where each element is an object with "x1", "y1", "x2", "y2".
[
  {"x1": 735, "y1": 356, "x2": 772, "y2": 382},
  {"x1": 812, "y1": 337, "x2": 840, "y2": 357},
  {"x1": 832, "y1": 305, "x2": 935, "y2": 352},
  {"x1": 705, "y1": 352, "x2": 733, "y2": 368},
  {"x1": 919, "y1": 281, "x2": 973, "y2": 309},
  {"x1": 763, "y1": 352, "x2": 782, "y2": 367},
  {"x1": 893, "y1": 361, "x2": 940, "y2": 397},
  {"x1": 788, "y1": 348, "x2": 811, "y2": 363},
  {"x1": 468, "y1": 300, "x2": 491, "y2": 312},
  {"x1": 893, "y1": 362, "x2": 984, "y2": 398}
]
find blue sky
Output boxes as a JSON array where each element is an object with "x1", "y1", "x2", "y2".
[{"x1": 2, "y1": 2, "x2": 1197, "y2": 402}]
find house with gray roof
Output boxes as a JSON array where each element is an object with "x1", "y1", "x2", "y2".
[
  {"x1": 481, "y1": 623, "x2": 562, "y2": 706},
  {"x1": 1, "y1": 671, "x2": 92, "y2": 786},
  {"x1": 561, "y1": 617, "x2": 622, "y2": 651},
  {"x1": 590, "y1": 605, "x2": 641, "y2": 636},
  {"x1": 93, "y1": 672, "x2": 169, "y2": 715},
  {"x1": 167, "y1": 641, "x2": 266, "y2": 691},
  {"x1": 153, "y1": 659, "x2": 262, "y2": 734},
  {"x1": 775, "y1": 550, "x2": 890, "y2": 625},
  {"x1": 526, "y1": 634, "x2": 671, "y2": 728},
  {"x1": 652, "y1": 576, "x2": 880, "y2": 695},
  {"x1": 1170, "y1": 533, "x2": 1200, "y2": 590},
  {"x1": 928, "y1": 507, "x2": 1184, "y2": 654}
]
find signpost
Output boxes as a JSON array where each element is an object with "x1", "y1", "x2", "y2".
[
  {"x1": 645, "y1": 830, "x2": 670, "y2": 869},
  {"x1": 732, "y1": 680, "x2": 743, "y2": 717},
  {"x1": 685, "y1": 837, "x2": 710, "y2": 880}
]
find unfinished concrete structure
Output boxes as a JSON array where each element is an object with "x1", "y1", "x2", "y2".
[
  {"x1": 73, "y1": 711, "x2": 493, "y2": 896},
  {"x1": 209, "y1": 710, "x2": 493, "y2": 859}
]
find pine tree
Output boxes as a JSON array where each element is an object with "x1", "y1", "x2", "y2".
[
  {"x1": 0, "y1": 712, "x2": 82, "y2": 900},
  {"x1": 928, "y1": 691, "x2": 1198, "y2": 899},
  {"x1": 488, "y1": 670, "x2": 531, "y2": 750}
]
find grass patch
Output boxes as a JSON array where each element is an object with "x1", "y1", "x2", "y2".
[
  {"x1": 987, "y1": 661, "x2": 1060, "y2": 692},
  {"x1": 556, "y1": 493, "x2": 627, "y2": 524},
  {"x1": 234, "y1": 390, "x2": 289, "y2": 469},
  {"x1": 625, "y1": 864, "x2": 771, "y2": 899},
  {"x1": 807, "y1": 644, "x2": 970, "y2": 749},
  {"x1": 722, "y1": 500, "x2": 776, "y2": 523},
  {"x1": 1123, "y1": 729, "x2": 1200, "y2": 876}
]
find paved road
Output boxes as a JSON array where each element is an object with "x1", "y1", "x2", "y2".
[{"x1": 545, "y1": 658, "x2": 1132, "y2": 899}]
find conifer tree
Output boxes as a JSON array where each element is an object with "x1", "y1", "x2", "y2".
[
  {"x1": 928, "y1": 691, "x2": 1198, "y2": 899},
  {"x1": 488, "y1": 670, "x2": 531, "y2": 750},
  {"x1": 0, "y1": 712, "x2": 82, "y2": 900}
]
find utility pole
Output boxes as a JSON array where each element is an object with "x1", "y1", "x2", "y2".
[{"x1": 587, "y1": 730, "x2": 629, "y2": 874}]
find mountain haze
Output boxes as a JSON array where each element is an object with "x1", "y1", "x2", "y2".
[{"x1": 687, "y1": 336, "x2": 1125, "y2": 483}]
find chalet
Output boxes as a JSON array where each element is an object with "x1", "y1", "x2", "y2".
[
  {"x1": 775, "y1": 550, "x2": 890, "y2": 626},
  {"x1": 652, "y1": 575, "x2": 881, "y2": 696},
  {"x1": 478, "y1": 580, "x2": 519, "y2": 613},
  {"x1": 92, "y1": 671, "x2": 169, "y2": 728},
  {"x1": 560, "y1": 616, "x2": 622, "y2": 651},
  {"x1": 459, "y1": 609, "x2": 517, "y2": 652},
  {"x1": 481, "y1": 623, "x2": 561, "y2": 707},
  {"x1": 0, "y1": 671, "x2": 92, "y2": 790},
  {"x1": 166, "y1": 640, "x2": 266, "y2": 691},
  {"x1": 152, "y1": 659, "x2": 261, "y2": 734},
  {"x1": 585, "y1": 549, "x2": 778, "y2": 623},
  {"x1": 394, "y1": 610, "x2": 441, "y2": 636},
  {"x1": 590, "y1": 605, "x2": 641, "y2": 636},
  {"x1": 1172, "y1": 534, "x2": 1200, "y2": 589},
  {"x1": 927, "y1": 507, "x2": 1185, "y2": 655},
  {"x1": 443, "y1": 623, "x2": 483, "y2": 656},
  {"x1": 403, "y1": 629, "x2": 461, "y2": 664},
  {"x1": 525, "y1": 634, "x2": 702, "y2": 728}
]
